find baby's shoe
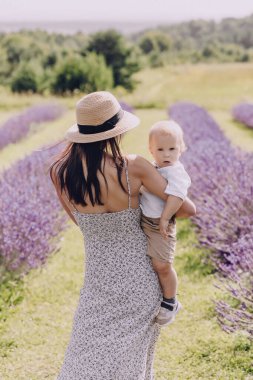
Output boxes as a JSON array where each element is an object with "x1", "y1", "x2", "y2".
[{"x1": 155, "y1": 300, "x2": 182, "y2": 326}]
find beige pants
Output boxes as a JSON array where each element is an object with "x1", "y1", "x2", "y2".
[{"x1": 141, "y1": 214, "x2": 176, "y2": 263}]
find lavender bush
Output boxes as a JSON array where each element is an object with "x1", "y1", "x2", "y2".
[
  {"x1": 169, "y1": 102, "x2": 253, "y2": 336},
  {"x1": 232, "y1": 102, "x2": 253, "y2": 129},
  {"x1": 0, "y1": 142, "x2": 68, "y2": 277},
  {"x1": 0, "y1": 103, "x2": 65, "y2": 150}
]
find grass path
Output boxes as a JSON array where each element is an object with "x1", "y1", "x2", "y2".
[
  {"x1": 124, "y1": 63, "x2": 253, "y2": 111},
  {"x1": 211, "y1": 110, "x2": 253, "y2": 152}
]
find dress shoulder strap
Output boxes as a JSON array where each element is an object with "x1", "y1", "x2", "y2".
[{"x1": 123, "y1": 158, "x2": 131, "y2": 210}]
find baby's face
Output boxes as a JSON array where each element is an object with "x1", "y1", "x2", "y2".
[{"x1": 149, "y1": 132, "x2": 181, "y2": 168}]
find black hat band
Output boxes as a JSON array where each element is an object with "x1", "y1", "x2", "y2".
[{"x1": 78, "y1": 109, "x2": 124, "y2": 135}]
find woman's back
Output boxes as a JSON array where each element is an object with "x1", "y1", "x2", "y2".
[{"x1": 62, "y1": 154, "x2": 147, "y2": 215}]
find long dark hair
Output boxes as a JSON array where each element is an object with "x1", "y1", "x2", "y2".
[{"x1": 49, "y1": 136, "x2": 126, "y2": 207}]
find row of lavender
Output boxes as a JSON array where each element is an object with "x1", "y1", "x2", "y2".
[
  {"x1": 0, "y1": 103, "x2": 65, "y2": 150},
  {"x1": 0, "y1": 102, "x2": 66, "y2": 278},
  {"x1": 0, "y1": 142, "x2": 68, "y2": 277},
  {"x1": 232, "y1": 102, "x2": 253, "y2": 129},
  {"x1": 169, "y1": 103, "x2": 253, "y2": 336}
]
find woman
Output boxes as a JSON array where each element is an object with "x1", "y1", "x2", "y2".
[{"x1": 50, "y1": 91, "x2": 196, "y2": 380}]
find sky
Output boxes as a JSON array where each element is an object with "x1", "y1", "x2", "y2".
[{"x1": 0, "y1": 0, "x2": 252, "y2": 22}]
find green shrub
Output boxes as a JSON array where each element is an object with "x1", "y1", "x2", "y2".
[
  {"x1": 51, "y1": 56, "x2": 87, "y2": 94},
  {"x1": 51, "y1": 53, "x2": 113, "y2": 94},
  {"x1": 43, "y1": 51, "x2": 57, "y2": 68},
  {"x1": 87, "y1": 30, "x2": 140, "y2": 90},
  {"x1": 3, "y1": 35, "x2": 25, "y2": 65},
  {"x1": 138, "y1": 31, "x2": 172, "y2": 54},
  {"x1": 11, "y1": 65, "x2": 38, "y2": 93},
  {"x1": 82, "y1": 52, "x2": 113, "y2": 92}
]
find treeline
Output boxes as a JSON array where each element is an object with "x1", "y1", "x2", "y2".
[
  {"x1": 0, "y1": 14, "x2": 253, "y2": 94},
  {"x1": 0, "y1": 30, "x2": 141, "y2": 94},
  {"x1": 135, "y1": 14, "x2": 253, "y2": 66}
]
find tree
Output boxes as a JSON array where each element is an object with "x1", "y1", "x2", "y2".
[
  {"x1": 11, "y1": 65, "x2": 38, "y2": 93},
  {"x1": 51, "y1": 54, "x2": 113, "y2": 94},
  {"x1": 87, "y1": 30, "x2": 140, "y2": 90},
  {"x1": 139, "y1": 31, "x2": 171, "y2": 54},
  {"x1": 3, "y1": 35, "x2": 25, "y2": 65},
  {"x1": 139, "y1": 35, "x2": 154, "y2": 54},
  {"x1": 82, "y1": 53, "x2": 113, "y2": 92},
  {"x1": 51, "y1": 56, "x2": 87, "y2": 93},
  {"x1": 43, "y1": 51, "x2": 58, "y2": 68}
]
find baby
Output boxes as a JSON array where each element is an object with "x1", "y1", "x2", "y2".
[{"x1": 140, "y1": 120, "x2": 191, "y2": 326}]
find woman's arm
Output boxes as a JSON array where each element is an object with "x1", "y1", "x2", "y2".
[
  {"x1": 132, "y1": 155, "x2": 196, "y2": 218},
  {"x1": 132, "y1": 155, "x2": 168, "y2": 200}
]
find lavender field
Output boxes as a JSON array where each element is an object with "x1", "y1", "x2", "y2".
[
  {"x1": 0, "y1": 103, "x2": 68, "y2": 279},
  {"x1": 0, "y1": 144, "x2": 68, "y2": 276},
  {"x1": 0, "y1": 63, "x2": 252, "y2": 379},
  {"x1": 169, "y1": 103, "x2": 253, "y2": 336}
]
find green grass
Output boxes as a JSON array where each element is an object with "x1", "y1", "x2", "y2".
[
  {"x1": 211, "y1": 111, "x2": 253, "y2": 152},
  {"x1": 124, "y1": 63, "x2": 253, "y2": 111},
  {"x1": 123, "y1": 63, "x2": 253, "y2": 152},
  {"x1": 0, "y1": 86, "x2": 76, "y2": 112},
  {"x1": 0, "y1": 224, "x2": 84, "y2": 379},
  {"x1": 0, "y1": 63, "x2": 253, "y2": 379}
]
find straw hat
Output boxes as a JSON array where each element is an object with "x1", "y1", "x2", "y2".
[{"x1": 65, "y1": 91, "x2": 140, "y2": 143}]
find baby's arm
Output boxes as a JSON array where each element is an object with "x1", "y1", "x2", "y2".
[
  {"x1": 160, "y1": 164, "x2": 191, "y2": 238},
  {"x1": 160, "y1": 196, "x2": 183, "y2": 238}
]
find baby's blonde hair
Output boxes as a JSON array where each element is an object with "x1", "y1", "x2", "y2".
[{"x1": 149, "y1": 120, "x2": 186, "y2": 152}]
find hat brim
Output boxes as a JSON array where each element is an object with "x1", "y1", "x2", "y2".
[{"x1": 65, "y1": 110, "x2": 140, "y2": 143}]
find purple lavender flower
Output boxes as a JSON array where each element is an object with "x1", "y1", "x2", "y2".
[
  {"x1": 169, "y1": 102, "x2": 253, "y2": 337},
  {"x1": 0, "y1": 141, "x2": 68, "y2": 275},
  {"x1": 119, "y1": 101, "x2": 134, "y2": 114},
  {"x1": 232, "y1": 103, "x2": 253, "y2": 129},
  {"x1": 0, "y1": 103, "x2": 65, "y2": 150}
]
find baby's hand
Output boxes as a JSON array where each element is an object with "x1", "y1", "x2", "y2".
[{"x1": 159, "y1": 218, "x2": 169, "y2": 239}]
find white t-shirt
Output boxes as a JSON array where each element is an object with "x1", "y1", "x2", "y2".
[{"x1": 140, "y1": 161, "x2": 191, "y2": 218}]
